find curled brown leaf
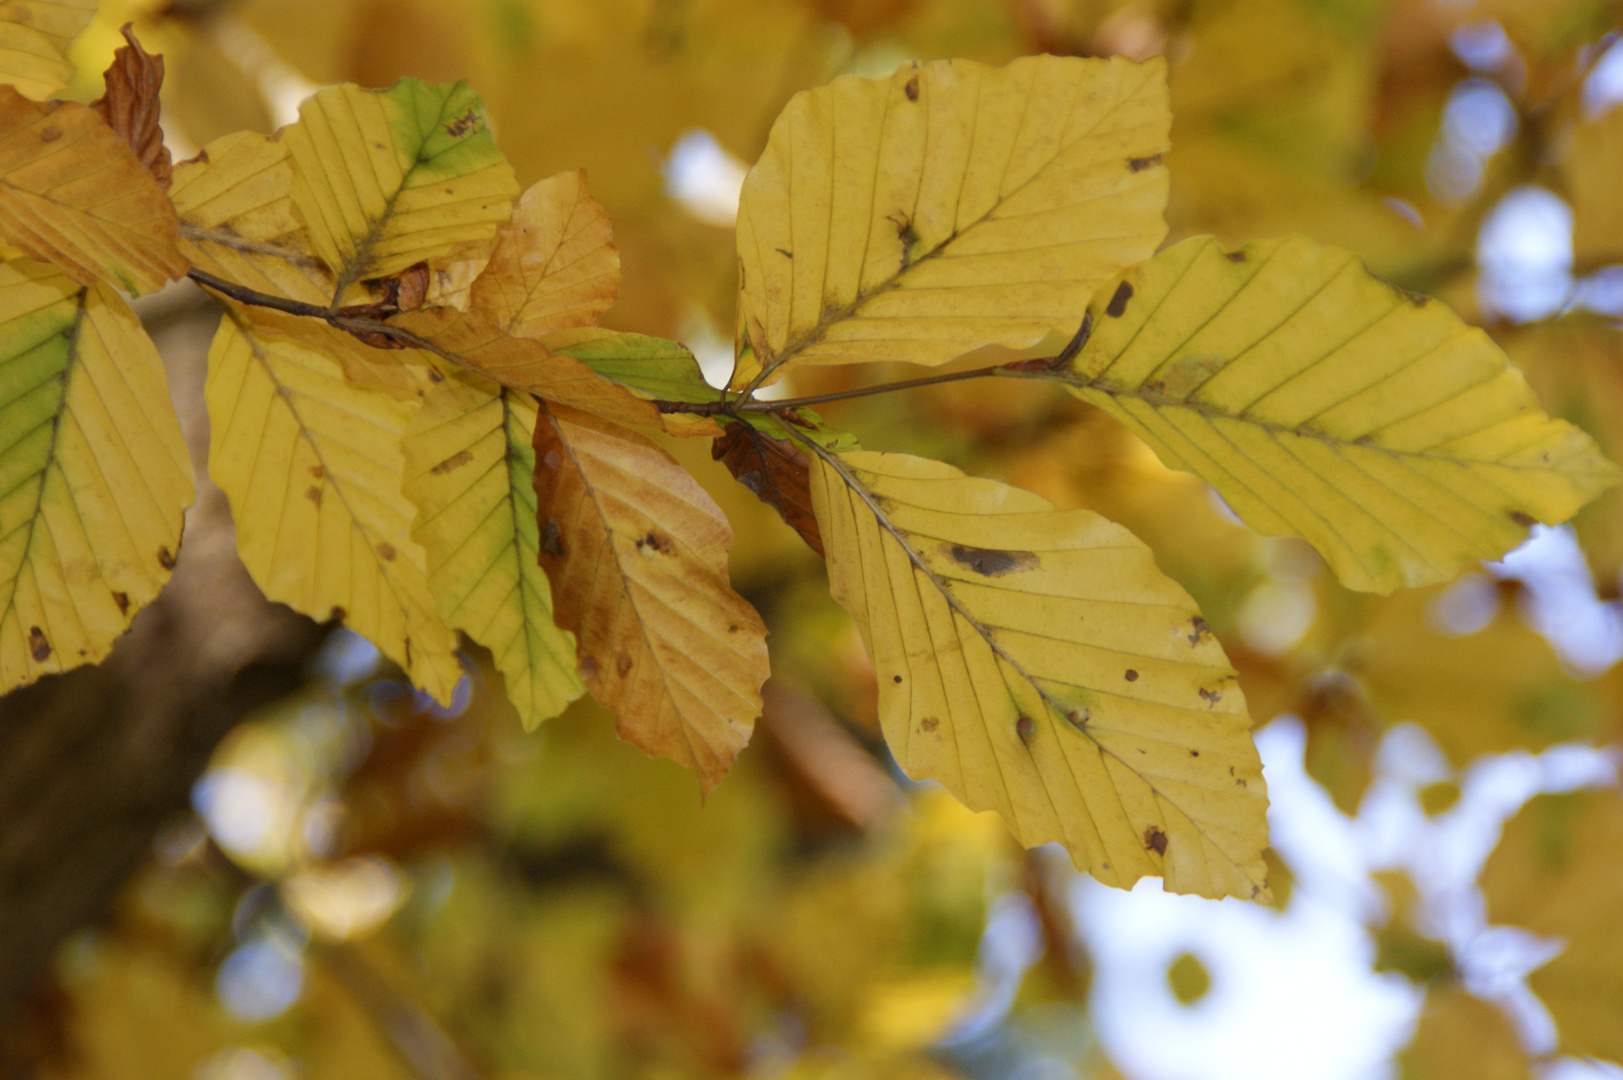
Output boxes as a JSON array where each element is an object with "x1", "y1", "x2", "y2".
[
  {"x1": 712, "y1": 422, "x2": 823, "y2": 556},
  {"x1": 91, "y1": 24, "x2": 170, "y2": 188}
]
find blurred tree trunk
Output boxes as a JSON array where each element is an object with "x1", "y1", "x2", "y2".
[{"x1": 0, "y1": 286, "x2": 329, "y2": 1026}]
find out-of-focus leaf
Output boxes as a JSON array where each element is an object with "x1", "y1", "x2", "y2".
[
  {"x1": 733, "y1": 54, "x2": 1169, "y2": 387},
  {"x1": 809, "y1": 447, "x2": 1271, "y2": 900},
  {"x1": 532, "y1": 404, "x2": 769, "y2": 792},
  {"x1": 1045, "y1": 235, "x2": 1618, "y2": 593},
  {"x1": 0, "y1": 0, "x2": 96, "y2": 100},
  {"x1": 0, "y1": 87, "x2": 187, "y2": 294},
  {"x1": 205, "y1": 314, "x2": 461, "y2": 703},
  {"x1": 1166, "y1": 952, "x2": 1211, "y2": 1005},
  {"x1": 1564, "y1": 105, "x2": 1623, "y2": 274},
  {"x1": 91, "y1": 24, "x2": 171, "y2": 188},
  {"x1": 283, "y1": 78, "x2": 517, "y2": 300},
  {"x1": 0, "y1": 257, "x2": 192, "y2": 695},
  {"x1": 1396, "y1": 986, "x2": 1531, "y2": 1080},
  {"x1": 1481, "y1": 788, "x2": 1623, "y2": 1064},
  {"x1": 401, "y1": 372, "x2": 583, "y2": 730}
]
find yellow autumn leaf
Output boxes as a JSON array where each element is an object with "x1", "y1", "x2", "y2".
[
  {"x1": 1563, "y1": 103, "x2": 1623, "y2": 273},
  {"x1": 472, "y1": 169, "x2": 620, "y2": 340},
  {"x1": 1397, "y1": 987, "x2": 1531, "y2": 1080},
  {"x1": 169, "y1": 130, "x2": 343, "y2": 308},
  {"x1": 205, "y1": 313, "x2": 461, "y2": 703},
  {"x1": 1042, "y1": 235, "x2": 1618, "y2": 593},
  {"x1": 0, "y1": 87, "x2": 187, "y2": 295},
  {"x1": 283, "y1": 78, "x2": 518, "y2": 300},
  {"x1": 0, "y1": 0, "x2": 96, "y2": 100},
  {"x1": 731, "y1": 53, "x2": 1170, "y2": 389},
  {"x1": 532, "y1": 403, "x2": 769, "y2": 792},
  {"x1": 401, "y1": 372, "x2": 584, "y2": 730},
  {"x1": 808, "y1": 447, "x2": 1270, "y2": 900},
  {"x1": 1481, "y1": 788, "x2": 1623, "y2": 1064},
  {"x1": 0, "y1": 256, "x2": 192, "y2": 694}
]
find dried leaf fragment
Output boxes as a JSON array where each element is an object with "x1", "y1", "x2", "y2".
[
  {"x1": 91, "y1": 24, "x2": 171, "y2": 188},
  {"x1": 712, "y1": 421, "x2": 823, "y2": 555}
]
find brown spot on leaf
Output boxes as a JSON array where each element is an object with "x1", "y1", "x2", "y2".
[
  {"x1": 1187, "y1": 616, "x2": 1211, "y2": 645},
  {"x1": 1015, "y1": 715, "x2": 1036, "y2": 742},
  {"x1": 444, "y1": 109, "x2": 479, "y2": 137},
  {"x1": 1225, "y1": 250, "x2": 1247, "y2": 263},
  {"x1": 636, "y1": 530, "x2": 675, "y2": 556},
  {"x1": 157, "y1": 546, "x2": 175, "y2": 570},
  {"x1": 542, "y1": 449, "x2": 562, "y2": 472},
  {"x1": 39, "y1": 124, "x2": 61, "y2": 143},
  {"x1": 329, "y1": 606, "x2": 346, "y2": 622},
  {"x1": 921, "y1": 716, "x2": 939, "y2": 732},
  {"x1": 1105, "y1": 281, "x2": 1134, "y2": 318},
  {"x1": 1199, "y1": 686, "x2": 1221, "y2": 707},
  {"x1": 1127, "y1": 153, "x2": 1161, "y2": 172},
  {"x1": 1236, "y1": 777, "x2": 1248, "y2": 787},
  {"x1": 893, "y1": 675, "x2": 903, "y2": 684},
  {"x1": 728, "y1": 624, "x2": 740, "y2": 633},
  {"x1": 112, "y1": 591, "x2": 129, "y2": 615},
  {"x1": 308, "y1": 465, "x2": 324, "y2": 479},
  {"x1": 1144, "y1": 826, "x2": 1168, "y2": 855},
  {"x1": 305, "y1": 485, "x2": 322, "y2": 506},
  {"x1": 904, "y1": 74, "x2": 920, "y2": 101},
  {"x1": 1508, "y1": 510, "x2": 1536, "y2": 527},
  {"x1": 376, "y1": 542, "x2": 396, "y2": 562},
  {"x1": 615, "y1": 652, "x2": 633, "y2": 678},
  {"x1": 432, "y1": 450, "x2": 475, "y2": 474},
  {"x1": 1125, "y1": 669, "x2": 1139, "y2": 682},
  {"x1": 540, "y1": 518, "x2": 564, "y2": 558},
  {"x1": 946, "y1": 544, "x2": 1036, "y2": 577},
  {"x1": 775, "y1": 247, "x2": 793, "y2": 259},
  {"x1": 1066, "y1": 708, "x2": 1090, "y2": 730},
  {"x1": 1190, "y1": 750, "x2": 1200, "y2": 757},
  {"x1": 28, "y1": 626, "x2": 50, "y2": 662},
  {"x1": 579, "y1": 655, "x2": 599, "y2": 681}
]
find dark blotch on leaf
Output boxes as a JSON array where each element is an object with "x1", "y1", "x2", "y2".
[
  {"x1": 305, "y1": 485, "x2": 323, "y2": 506},
  {"x1": 1015, "y1": 715, "x2": 1036, "y2": 742},
  {"x1": 1187, "y1": 616, "x2": 1211, "y2": 645},
  {"x1": 1199, "y1": 686, "x2": 1221, "y2": 707},
  {"x1": 615, "y1": 652, "x2": 633, "y2": 678},
  {"x1": 1225, "y1": 250, "x2": 1247, "y2": 263},
  {"x1": 1105, "y1": 282, "x2": 1134, "y2": 318},
  {"x1": 377, "y1": 542, "x2": 396, "y2": 562},
  {"x1": 1508, "y1": 510, "x2": 1536, "y2": 527},
  {"x1": 904, "y1": 74, "x2": 920, "y2": 102},
  {"x1": 432, "y1": 450, "x2": 474, "y2": 474},
  {"x1": 1066, "y1": 708, "x2": 1089, "y2": 730},
  {"x1": 775, "y1": 248, "x2": 793, "y2": 259},
  {"x1": 637, "y1": 530, "x2": 675, "y2": 555},
  {"x1": 1125, "y1": 669, "x2": 1139, "y2": 682},
  {"x1": 1127, "y1": 153, "x2": 1161, "y2": 172},
  {"x1": 157, "y1": 546, "x2": 175, "y2": 570},
  {"x1": 112, "y1": 591, "x2": 130, "y2": 615},
  {"x1": 444, "y1": 109, "x2": 479, "y2": 137},
  {"x1": 946, "y1": 544, "x2": 1035, "y2": 577},
  {"x1": 540, "y1": 519, "x2": 564, "y2": 558},
  {"x1": 893, "y1": 675, "x2": 903, "y2": 684},
  {"x1": 1144, "y1": 825, "x2": 1168, "y2": 855},
  {"x1": 921, "y1": 716, "x2": 939, "y2": 732},
  {"x1": 329, "y1": 606, "x2": 346, "y2": 622},
  {"x1": 28, "y1": 626, "x2": 49, "y2": 662}
]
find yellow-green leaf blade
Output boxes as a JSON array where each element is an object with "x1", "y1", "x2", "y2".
[
  {"x1": 170, "y1": 130, "x2": 339, "y2": 308},
  {"x1": 734, "y1": 54, "x2": 1169, "y2": 386},
  {"x1": 0, "y1": 0, "x2": 95, "y2": 100},
  {"x1": 808, "y1": 448, "x2": 1269, "y2": 900},
  {"x1": 401, "y1": 373, "x2": 583, "y2": 730},
  {"x1": 1051, "y1": 235, "x2": 1619, "y2": 593},
  {"x1": 0, "y1": 88, "x2": 188, "y2": 295},
  {"x1": 285, "y1": 78, "x2": 518, "y2": 298},
  {"x1": 533, "y1": 404, "x2": 769, "y2": 792},
  {"x1": 0, "y1": 256, "x2": 193, "y2": 693},
  {"x1": 205, "y1": 313, "x2": 461, "y2": 702}
]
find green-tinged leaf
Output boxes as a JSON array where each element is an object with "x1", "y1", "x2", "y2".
[
  {"x1": 0, "y1": 256, "x2": 192, "y2": 693},
  {"x1": 284, "y1": 78, "x2": 518, "y2": 298},
  {"x1": 0, "y1": 0, "x2": 95, "y2": 100},
  {"x1": 733, "y1": 54, "x2": 1169, "y2": 387},
  {"x1": 401, "y1": 372, "x2": 583, "y2": 730},
  {"x1": 1481, "y1": 788, "x2": 1623, "y2": 1064},
  {"x1": 533, "y1": 403, "x2": 770, "y2": 792},
  {"x1": 546, "y1": 327, "x2": 713, "y2": 405},
  {"x1": 205, "y1": 313, "x2": 461, "y2": 703},
  {"x1": 170, "y1": 130, "x2": 342, "y2": 308},
  {"x1": 807, "y1": 447, "x2": 1270, "y2": 900},
  {"x1": 0, "y1": 87, "x2": 187, "y2": 295},
  {"x1": 1043, "y1": 235, "x2": 1618, "y2": 593}
]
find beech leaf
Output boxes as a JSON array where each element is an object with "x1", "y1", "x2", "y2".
[
  {"x1": 0, "y1": 0, "x2": 96, "y2": 101},
  {"x1": 91, "y1": 24, "x2": 171, "y2": 189}
]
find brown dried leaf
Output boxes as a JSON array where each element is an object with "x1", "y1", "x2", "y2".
[
  {"x1": 711, "y1": 422, "x2": 823, "y2": 556},
  {"x1": 91, "y1": 24, "x2": 170, "y2": 189},
  {"x1": 533, "y1": 404, "x2": 769, "y2": 792},
  {"x1": 0, "y1": 86, "x2": 186, "y2": 295}
]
